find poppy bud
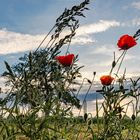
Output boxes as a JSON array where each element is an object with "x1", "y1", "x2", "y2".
[
  {"x1": 120, "y1": 85, "x2": 124, "y2": 90},
  {"x1": 93, "y1": 72, "x2": 96, "y2": 75},
  {"x1": 84, "y1": 113, "x2": 88, "y2": 121},
  {"x1": 131, "y1": 114, "x2": 136, "y2": 120},
  {"x1": 112, "y1": 61, "x2": 116, "y2": 68},
  {"x1": 87, "y1": 79, "x2": 92, "y2": 84},
  {"x1": 88, "y1": 120, "x2": 92, "y2": 125},
  {"x1": 119, "y1": 114, "x2": 122, "y2": 119},
  {"x1": 118, "y1": 106, "x2": 122, "y2": 113},
  {"x1": 58, "y1": 92, "x2": 61, "y2": 99},
  {"x1": 73, "y1": 76, "x2": 76, "y2": 79}
]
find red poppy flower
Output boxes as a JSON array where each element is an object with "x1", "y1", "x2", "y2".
[
  {"x1": 117, "y1": 34, "x2": 137, "y2": 50},
  {"x1": 55, "y1": 54, "x2": 75, "y2": 67},
  {"x1": 100, "y1": 75, "x2": 114, "y2": 86}
]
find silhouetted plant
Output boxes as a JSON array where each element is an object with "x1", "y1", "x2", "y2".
[
  {"x1": 1, "y1": 0, "x2": 140, "y2": 140},
  {"x1": 0, "y1": 0, "x2": 90, "y2": 139}
]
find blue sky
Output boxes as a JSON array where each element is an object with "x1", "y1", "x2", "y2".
[
  {"x1": 1, "y1": 0, "x2": 140, "y2": 33},
  {"x1": 0, "y1": 0, "x2": 140, "y2": 116},
  {"x1": 0, "y1": 0, "x2": 140, "y2": 83}
]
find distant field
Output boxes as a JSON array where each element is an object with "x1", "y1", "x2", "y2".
[{"x1": 1, "y1": 116, "x2": 140, "y2": 140}]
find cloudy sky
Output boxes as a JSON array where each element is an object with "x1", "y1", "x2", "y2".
[{"x1": 0, "y1": 0, "x2": 140, "y2": 77}]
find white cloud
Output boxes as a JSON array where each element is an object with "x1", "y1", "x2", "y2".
[
  {"x1": 76, "y1": 20, "x2": 120, "y2": 36},
  {"x1": 0, "y1": 20, "x2": 120, "y2": 55},
  {"x1": 72, "y1": 36, "x2": 95, "y2": 45},
  {"x1": 0, "y1": 29, "x2": 44, "y2": 55},
  {"x1": 0, "y1": 28, "x2": 94, "y2": 55},
  {"x1": 132, "y1": 2, "x2": 140, "y2": 10},
  {"x1": 132, "y1": 18, "x2": 140, "y2": 26},
  {"x1": 124, "y1": 2, "x2": 140, "y2": 10},
  {"x1": 90, "y1": 44, "x2": 117, "y2": 55},
  {"x1": 121, "y1": 18, "x2": 140, "y2": 27}
]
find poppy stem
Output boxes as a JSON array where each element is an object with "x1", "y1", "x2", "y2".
[
  {"x1": 70, "y1": 78, "x2": 87, "y2": 113},
  {"x1": 109, "y1": 50, "x2": 126, "y2": 75},
  {"x1": 116, "y1": 50, "x2": 127, "y2": 76},
  {"x1": 78, "y1": 74, "x2": 96, "y2": 116},
  {"x1": 112, "y1": 50, "x2": 127, "y2": 85}
]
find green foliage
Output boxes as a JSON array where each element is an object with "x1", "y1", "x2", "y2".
[{"x1": 0, "y1": 0, "x2": 90, "y2": 139}]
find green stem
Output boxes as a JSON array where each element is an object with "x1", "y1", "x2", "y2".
[
  {"x1": 78, "y1": 75, "x2": 96, "y2": 116},
  {"x1": 116, "y1": 50, "x2": 127, "y2": 76},
  {"x1": 35, "y1": 25, "x2": 56, "y2": 53},
  {"x1": 109, "y1": 50, "x2": 126, "y2": 75}
]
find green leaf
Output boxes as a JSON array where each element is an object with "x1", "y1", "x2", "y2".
[
  {"x1": 4, "y1": 61, "x2": 13, "y2": 75},
  {"x1": 3, "y1": 61, "x2": 15, "y2": 80}
]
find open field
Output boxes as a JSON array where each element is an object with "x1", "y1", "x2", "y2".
[{"x1": 1, "y1": 116, "x2": 140, "y2": 140}]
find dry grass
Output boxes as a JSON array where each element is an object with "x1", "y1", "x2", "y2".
[{"x1": 16, "y1": 136, "x2": 30, "y2": 140}]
